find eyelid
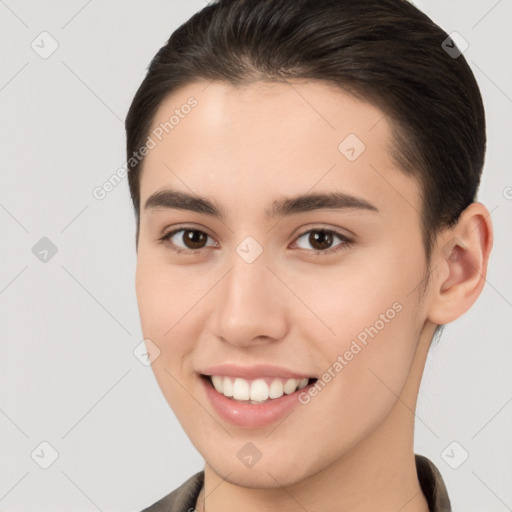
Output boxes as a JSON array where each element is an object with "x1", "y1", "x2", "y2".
[{"x1": 292, "y1": 223, "x2": 355, "y2": 242}]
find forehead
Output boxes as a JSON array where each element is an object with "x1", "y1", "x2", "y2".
[{"x1": 139, "y1": 79, "x2": 421, "y2": 222}]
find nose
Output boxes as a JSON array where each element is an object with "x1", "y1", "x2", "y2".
[{"x1": 211, "y1": 251, "x2": 288, "y2": 347}]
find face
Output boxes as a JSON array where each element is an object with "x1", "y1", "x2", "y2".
[{"x1": 135, "y1": 79, "x2": 432, "y2": 488}]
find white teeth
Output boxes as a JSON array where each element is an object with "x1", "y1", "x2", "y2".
[
  {"x1": 211, "y1": 375, "x2": 223, "y2": 393},
  {"x1": 250, "y1": 379, "x2": 269, "y2": 401},
  {"x1": 269, "y1": 379, "x2": 284, "y2": 399},
  {"x1": 297, "y1": 378, "x2": 309, "y2": 389},
  {"x1": 223, "y1": 376, "x2": 233, "y2": 397},
  {"x1": 232, "y1": 378, "x2": 250, "y2": 400},
  {"x1": 208, "y1": 375, "x2": 311, "y2": 402},
  {"x1": 283, "y1": 378, "x2": 299, "y2": 394}
]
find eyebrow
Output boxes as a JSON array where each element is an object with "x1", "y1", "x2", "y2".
[{"x1": 143, "y1": 188, "x2": 379, "y2": 220}]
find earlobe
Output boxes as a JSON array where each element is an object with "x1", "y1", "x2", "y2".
[{"x1": 427, "y1": 202, "x2": 493, "y2": 326}]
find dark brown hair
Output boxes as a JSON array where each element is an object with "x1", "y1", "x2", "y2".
[{"x1": 125, "y1": 0, "x2": 486, "y2": 338}]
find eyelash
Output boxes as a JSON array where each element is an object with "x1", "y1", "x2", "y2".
[{"x1": 158, "y1": 225, "x2": 355, "y2": 256}]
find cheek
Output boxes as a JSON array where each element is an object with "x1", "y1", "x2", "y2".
[
  {"x1": 135, "y1": 258, "x2": 162, "y2": 334},
  {"x1": 286, "y1": 255, "x2": 409, "y2": 339},
  {"x1": 135, "y1": 247, "x2": 187, "y2": 332},
  {"x1": 135, "y1": 254, "x2": 207, "y2": 368},
  {"x1": 135, "y1": 257, "x2": 196, "y2": 413},
  {"x1": 296, "y1": 250, "x2": 422, "y2": 404}
]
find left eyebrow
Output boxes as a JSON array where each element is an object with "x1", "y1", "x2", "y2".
[
  {"x1": 143, "y1": 188, "x2": 380, "y2": 221},
  {"x1": 268, "y1": 190, "x2": 380, "y2": 218}
]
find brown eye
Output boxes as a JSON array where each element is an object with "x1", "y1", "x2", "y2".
[
  {"x1": 181, "y1": 229, "x2": 208, "y2": 249},
  {"x1": 308, "y1": 230, "x2": 334, "y2": 251},
  {"x1": 294, "y1": 228, "x2": 354, "y2": 255},
  {"x1": 160, "y1": 228, "x2": 215, "y2": 253}
]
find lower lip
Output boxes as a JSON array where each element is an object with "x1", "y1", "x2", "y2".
[{"x1": 200, "y1": 375, "x2": 316, "y2": 429}]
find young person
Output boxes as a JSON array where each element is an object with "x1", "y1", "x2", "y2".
[{"x1": 125, "y1": 1, "x2": 493, "y2": 510}]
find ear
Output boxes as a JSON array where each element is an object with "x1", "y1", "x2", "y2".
[{"x1": 426, "y1": 202, "x2": 493, "y2": 326}]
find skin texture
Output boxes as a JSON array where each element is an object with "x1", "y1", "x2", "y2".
[{"x1": 135, "y1": 79, "x2": 493, "y2": 512}]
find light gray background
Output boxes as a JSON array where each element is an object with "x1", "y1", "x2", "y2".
[{"x1": 0, "y1": 1, "x2": 510, "y2": 511}]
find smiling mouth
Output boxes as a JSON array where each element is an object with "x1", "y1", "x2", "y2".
[{"x1": 200, "y1": 374, "x2": 318, "y2": 404}]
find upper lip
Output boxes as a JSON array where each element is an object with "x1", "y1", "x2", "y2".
[{"x1": 199, "y1": 363, "x2": 315, "y2": 380}]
